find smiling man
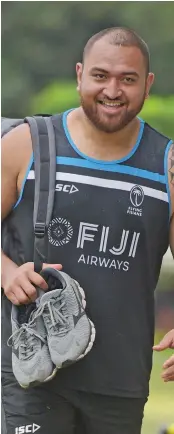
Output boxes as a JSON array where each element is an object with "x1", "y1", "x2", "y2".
[{"x1": 1, "y1": 27, "x2": 174, "y2": 434}]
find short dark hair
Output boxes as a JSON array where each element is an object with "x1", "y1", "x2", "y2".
[{"x1": 83, "y1": 27, "x2": 150, "y2": 73}]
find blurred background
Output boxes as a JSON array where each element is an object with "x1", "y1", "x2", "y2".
[{"x1": 1, "y1": 2, "x2": 174, "y2": 433}]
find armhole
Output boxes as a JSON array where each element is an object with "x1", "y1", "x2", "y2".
[
  {"x1": 164, "y1": 139, "x2": 173, "y2": 221},
  {"x1": 13, "y1": 153, "x2": 34, "y2": 209}
]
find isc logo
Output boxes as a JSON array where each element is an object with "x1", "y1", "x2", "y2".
[
  {"x1": 15, "y1": 424, "x2": 41, "y2": 433},
  {"x1": 56, "y1": 184, "x2": 78, "y2": 194}
]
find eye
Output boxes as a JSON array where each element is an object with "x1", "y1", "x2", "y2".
[
  {"x1": 121, "y1": 77, "x2": 135, "y2": 83},
  {"x1": 93, "y1": 73, "x2": 107, "y2": 80}
]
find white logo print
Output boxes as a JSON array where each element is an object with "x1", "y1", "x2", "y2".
[
  {"x1": 15, "y1": 424, "x2": 40, "y2": 434},
  {"x1": 77, "y1": 222, "x2": 140, "y2": 258},
  {"x1": 48, "y1": 217, "x2": 73, "y2": 246},
  {"x1": 56, "y1": 183, "x2": 79, "y2": 194},
  {"x1": 130, "y1": 185, "x2": 144, "y2": 207},
  {"x1": 127, "y1": 185, "x2": 144, "y2": 217},
  {"x1": 77, "y1": 222, "x2": 140, "y2": 271},
  {"x1": 77, "y1": 223, "x2": 98, "y2": 249},
  {"x1": 48, "y1": 218, "x2": 140, "y2": 272}
]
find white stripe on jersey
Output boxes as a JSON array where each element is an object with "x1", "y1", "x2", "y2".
[{"x1": 27, "y1": 170, "x2": 168, "y2": 203}]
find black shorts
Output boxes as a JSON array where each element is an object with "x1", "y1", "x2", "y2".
[{"x1": 2, "y1": 373, "x2": 147, "y2": 434}]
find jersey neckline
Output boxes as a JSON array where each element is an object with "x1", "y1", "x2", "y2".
[{"x1": 62, "y1": 109, "x2": 145, "y2": 165}]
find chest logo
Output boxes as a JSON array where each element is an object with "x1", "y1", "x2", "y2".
[
  {"x1": 48, "y1": 217, "x2": 73, "y2": 247},
  {"x1": 130, "y1": 185, "x2": 144, "y2": 207},
  {"x1": 56, "y1": 183, "x2": 79, "y2": 194},
  {"x1": 127, "y1": 185, "x2": 144, "y2": 217}
]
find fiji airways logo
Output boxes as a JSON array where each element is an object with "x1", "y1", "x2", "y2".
[
  {"x1": 48, "y1": 217, "x2": 141, "y2": 272},
  {"x1": 77, "y1": 223, "x2": 140, "y2": 257},
  {"x1": 127, "y1": 185, "x2": 144, "y2": 216},
  {"x1": 77, "y1": 222, "x2": 140, "y2": 271}
]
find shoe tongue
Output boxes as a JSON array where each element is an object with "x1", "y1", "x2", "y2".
[
  {"x1": 40, "y1": 288, "x2": 63, "y2": 305},
  {"x1": 18, "y1": 303, "x2": 36, "y2": 324}
]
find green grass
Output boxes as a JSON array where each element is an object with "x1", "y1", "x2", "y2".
[{"x1": 142, "y1": 350, "x2": 174, "y2": 434}]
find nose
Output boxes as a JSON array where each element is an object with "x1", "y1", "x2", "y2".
[{"x1": 103, "y1": 79, "x2": 122, "y2": 100}]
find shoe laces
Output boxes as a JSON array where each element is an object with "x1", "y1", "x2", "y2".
[
  {"x1": 7, "y1": 315, "x2": 46, "y2": 360},
  {"x1": 37, "y1": 293, "x2": 70, "y2": 336}
]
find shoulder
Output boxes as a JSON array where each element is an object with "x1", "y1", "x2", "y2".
[
  {"x1": 2, "y1": 122, "x2": 32, "y2": 148},
  {"x1": 1, "y1": 123, "x2": 33, "y2": 219},
  {"x1": 1, "y1": 123, "x2": 32, "y2": 175}
]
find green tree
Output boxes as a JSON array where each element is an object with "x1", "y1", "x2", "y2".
[{"x1": 2, "y1": 2, "x2": 174, "y2": 116}]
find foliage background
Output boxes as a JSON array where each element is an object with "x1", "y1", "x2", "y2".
[{"x1": 2, "y1": 1, "x2": 174, "y2": 117}]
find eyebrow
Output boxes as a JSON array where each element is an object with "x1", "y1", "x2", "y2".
[
  {"x1": 90, "y1": 67, "x2": 109, "y2": 74},
  {"x1": 90, "y1": 67, "x2": 139, "y2": 77},
  {"x1": 121, "y1": 71, "x2": 139, "y2": 77}
]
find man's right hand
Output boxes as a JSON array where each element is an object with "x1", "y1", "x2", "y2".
[{"x1": 3, "y1": 262, "x2": 63, "y2": 305}]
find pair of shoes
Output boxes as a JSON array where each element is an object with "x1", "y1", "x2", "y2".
[{"x1": 7, "y1": 268, "x2": 96, "y2": 388}]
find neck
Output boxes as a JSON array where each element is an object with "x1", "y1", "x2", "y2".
[{"x1": 67, "y1": 107, "x2": 141, "y2": 161}]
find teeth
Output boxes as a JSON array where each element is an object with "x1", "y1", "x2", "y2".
[{"x1": 101, "y1": 102, "x2": 122, "y2": 107}]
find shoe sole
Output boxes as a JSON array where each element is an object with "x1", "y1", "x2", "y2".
[
  {"x1": 57, "y1": 280, "x2": 96, "y2": 368},
  {"x1": 19, "y1": 365, "x2": 58, "y2": 389},
  {"x1": 75, "y1": 282, "x2": 96, "y2": 360}
]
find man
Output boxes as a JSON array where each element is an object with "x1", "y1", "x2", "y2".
[{"x1": 1, "y1": 27, "x2": 174, "y2": 434}]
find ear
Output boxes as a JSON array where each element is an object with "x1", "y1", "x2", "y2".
[
  {"x1": 145, "y1": 73, "x2": 155, "y2": 99},
  {"x1": 76, "y1": 63, "x2": 83, "y2": 92}
]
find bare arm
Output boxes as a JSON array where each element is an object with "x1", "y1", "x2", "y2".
[
  {"x1": 153, "y1": 143, "x2": 174, "y2": 382},
  {"x1": 168, "y1": 143, "x2": 174, "y2": 257},
  {"x1": 1, "y1": 124, "x2": 62, "y2": 304},
  {"x1": 1, "y1": 123, "x2": 33, "y2": 289},
  {"x1": 1, "y1": 123, "x2": 33, "y2": 301}
]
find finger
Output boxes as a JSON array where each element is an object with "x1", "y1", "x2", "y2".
[
  {"x1": 27, "y1": 271, "x2": 48, "y2": 290},
  {"x1": 163, "y1": 355, "x2": 174, "y2": 369},
  {"x1": 153, "y1": 345, "x2": 162, "y2": 351},
  {"x1": 162, "y1": 365, "x2": 174, "y2": 378},
  {"x1": 163, "y1": 375, "x2": 174, "y2": 382},
  {"x1": 153, "y1": 339, "x2": 171, "y2": 351},
  {"x1": 9, "y1": 292, "x2": 20, "y2": 305},
  {"x1": 42, "y1": 263, "x2": 63, "y2": 271},
  {"x1": 20, "y1": 279, "x2": 38, "y2": 302},
  {"x1": 153, "y1": 345, "x2": 166, "y2": 351},
  {"x1": 153, "y1": 331, "x2": 174, "y2": 351},
  {"x1": 13, "y1": 286, "x2": 31, "y2": 305},
  {"x1": 28, "y1": 264, "x2": 63, "y2": 290}
]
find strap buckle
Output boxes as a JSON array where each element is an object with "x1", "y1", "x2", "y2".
[{"x1": 34, "y1": 222, "x2": 46, "y2": 238}]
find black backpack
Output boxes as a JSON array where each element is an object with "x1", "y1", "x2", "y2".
[{"x1": 1, "y1": 115, "x2": 57, "y2": 273}]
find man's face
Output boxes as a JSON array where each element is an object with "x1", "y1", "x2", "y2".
[{"x1": 76, "y1": 39, "x2": 154, "y2": 133}]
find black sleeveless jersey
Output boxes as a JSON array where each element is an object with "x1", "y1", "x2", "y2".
[{"x1": 2, "y1": 110, "x2": 172, "y2": 398}]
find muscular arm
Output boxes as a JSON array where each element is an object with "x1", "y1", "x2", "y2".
[
  {"x1": 153, "y1": 143, "x2": 174, "y2": 381},
  {"x1": 1, "y1": 124, "x2": 32, "y2": 295},
  {"x1": 168, "y1": 143, "x2": 174, "y2": 257},
  {"x1": 170, "y1": 217, "x2": 174, "y2": 258},
  {"x1": 1, "y1": 123, "x2": 62, "y2": 304}
]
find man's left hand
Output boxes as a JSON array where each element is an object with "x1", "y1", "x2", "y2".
[{"x1": 153, "y1": 329, "x2": 174, "y2": 382}]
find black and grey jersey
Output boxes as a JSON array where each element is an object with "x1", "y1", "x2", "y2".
[{"x1": 2, "y1": 110, "x2": 172, "y2": 398}]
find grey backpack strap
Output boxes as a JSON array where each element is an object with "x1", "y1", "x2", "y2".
[{"x1": 25, "y1": 116, "x2": 56, "y2": 273}]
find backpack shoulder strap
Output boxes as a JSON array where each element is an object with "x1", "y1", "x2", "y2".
[{"x1": 25, "y1": 116, "x2": 56, "y2": 273}]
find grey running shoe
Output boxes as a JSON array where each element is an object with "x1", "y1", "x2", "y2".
[
  {"x1": 37, "y1": 268, "x2": 96, "y2": 368},
  {"x1": 7, "y1": 303, "x2": 57, "y2": 388}
]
